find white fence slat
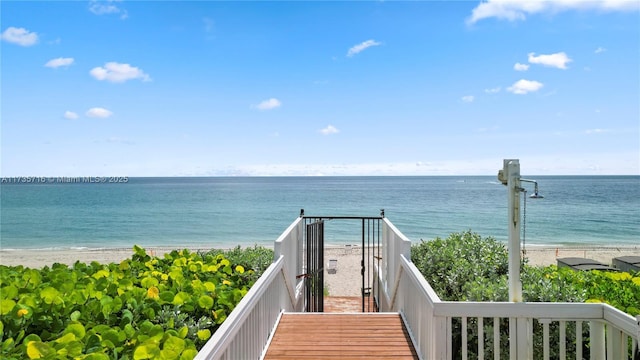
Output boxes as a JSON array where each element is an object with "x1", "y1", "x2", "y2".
[
  {"x1": 494, "y1": 317, "x2": 500, "y2": 360},
  {"x1": 461, "y1": 317, "x2": 468, "y2": 360},
  {"x1": 576, "y1": 321, "x2": 582, "y2": 360},
  {"x1": 542, "y1": 321, "x2": 549, "y2": 360},
  {"x1": 590, "y1": 321, "x2": 606, "y2": 359},
  {"x1": 559, "y1": 320, "x2": 566, "y2": 360},
  {"x1": 478, "y1": 317, "x2": 484, "y2": 360}
]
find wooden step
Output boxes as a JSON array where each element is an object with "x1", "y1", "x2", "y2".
[{"x1": 263, "y1": 313, "x2": 418, "y2": 359}]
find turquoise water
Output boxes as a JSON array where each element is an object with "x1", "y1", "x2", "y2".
[{"x1": 1, "y1": 176, "x2": 638, "y2": 250}]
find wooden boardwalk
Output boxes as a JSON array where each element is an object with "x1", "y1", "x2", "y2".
[{"x1": 263, "y1": 313, "x2": 419, "y2": 359}]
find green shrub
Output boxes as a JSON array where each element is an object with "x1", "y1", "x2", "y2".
[
  {"x1": 411, "y1": 231, "x2": 508, "y2": 301},
  {"x1": 199, "y1": 245, "x2": 274, "y2": 282},
  {"x1": 0, "y1": 245, "x2": 273, "y2": 360},
  {"x1": 411, "y1": 232, "x2": 640, "y2": 360}
]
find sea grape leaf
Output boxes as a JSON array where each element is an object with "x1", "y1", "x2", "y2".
[
  {"x1": 120, "y1": 309, "x2": 134, "y2": 326},
  {"x1": 159, "y1": 291, "x2": 174, "y2": 303},
  {"x1": 196, "y1": 329, "x2": 211, "y2": 341},
  {"x1": 148, "y1": 325, "x2": 164, "y2": 342},
  {"x1": 83, "y1": 353, "x2": 110, "y2": 360},
  {"x1": 92, "y1": 270, "x2": 110, "y2": 279},
  {"x1": 133, "y1": 342, "x2": 160, "y2": 359},
  {"x1": 140, "y1": 277, "x2": 158, "y2": 289},
  {"x1": 203, "y1": 281, "x2": 215, "y2": 292},
  {"x1": 84, "y1": 334, "x2": 102, "y2": 354},
  {"x1": 133, "y1": 245, "x2": 147, "y2": 258},
  {"x1": 63, "y1": 340, "x2": 83, "y2": 357},
  {"x1": 23, "y1": 269, "x2": 42, "y2": 287},
  {"x1": 54, "y1": 332, "x2": 76, "y2": 344},
  {"x1": 0, "y1": 299, "x2": 16, "y2": 315},
  {"x1": 213, "y1": 309, "x2": 227, "y2": 324},
  {"x1": 64, "y1": 322, "x2": 86, "y2": 339},
  {"x1": 172, "y1": 292, "x2": 191, "y2": 306},
  {"x1": 2, "y1": 337, "x2": 15, "y2": 353},
  {"x1": 139, "y1": 320, "x2": 153, "y2": 333},
  {"x1": 168, "y1": 270, "x2": 184, "y2": 283},
  {"x1": 18, "y1": 294, "x2": 37, "y2": 308},
  {"x1": 180, "y1": 348, "x2": 198, "y2": 360},
  {"x1": 101, "y1": 339, "x2": 115, "y2": 350},
  {"x1": 40, "y1": 286, "x2": 61, "y2": 304},
  {"x1": 177, "y1": 326, "x2": 188, "y2": 339},
  {"x1": 147, "y1": 287, "x2": 159, "y2": 299},
  {"x1": 69, "y1": 290, "x2": 88, "y2": 305},
  {"x1": 124, "y1": 324, "x2": 135, "y2": 338},
  {"x1": 197, "y1": 295, "x2": 214, "y2": 310},
  {"x1": 26, "y1": 341, "x2": 55, "y2": 359},
  {"x1": 159, "y1": 335, "x2": 185, "y2": 359},
  {"x1": 1, "y1": 285, "x2": 18, "y2": 299},
  {"x1": 15, "y1": 305, "x2": 32, "y2": 319}
]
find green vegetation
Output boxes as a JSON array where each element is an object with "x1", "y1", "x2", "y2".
[
  {"x1": 412, "y1": 231, "x2": 640, "y2": 313},
  {"x1": 411, "y1": 231, "x2": 640, "y2": 359},
  {"x1": 0, "y1": 245, "x2": 274, "y2": 360}
]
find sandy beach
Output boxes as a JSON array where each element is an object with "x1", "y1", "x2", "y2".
[{"x1": 1, "y1": 245, "x2": 638, "y2": 297}]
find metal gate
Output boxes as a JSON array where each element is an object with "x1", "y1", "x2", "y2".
[
  {"x1": 303, "y1": 219, "x2": 324, "y2": 312},
  {"x1": 300, "y1": 210, "x2": 383, "y2": 312}
]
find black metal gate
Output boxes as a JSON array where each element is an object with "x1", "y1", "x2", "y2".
[
  {"x1": 300, "y1": 210, "x2": 383, "y2": 312},
  {"x1": 304, "y1": 219, "x2": 324, "y2": 312}
]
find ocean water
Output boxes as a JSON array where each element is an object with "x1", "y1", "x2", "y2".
[{"x1": 0, "y1": 176, "x2": 638, "y2": 250}]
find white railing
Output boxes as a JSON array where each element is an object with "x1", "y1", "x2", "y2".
[
  {"x1": 377, "y1": 223, "x2": 640, "y2": 360},
  {"x1": 198, "y1": 215, "x2": 639, "y2": 359},
  {"x1": 196, "y1": 217, "x2": 304, "y2": 360}
]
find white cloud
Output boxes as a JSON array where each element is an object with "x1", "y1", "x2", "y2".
[
  {"x1": 514, "y1": 62, "x2": 529, "y2": 71},
  {"x1": 64, "y1": 111, "x2": 79, "y2": 120},
  {"x1": 1, "y1": 27, "x2": 38, "y2": 46},
  {"x1": 467, "y1": 0, "x2": 639, "y2": 24},
  {"x1": 255, "y1": 98, "x2": 282, "y2": 110},
  {"x1": 507, "y1": 79, "x2": 544, "y2": 94},
  {"x1": 86, "y1": 107, "x2": 113, "y2": 118},
  {"x1": 89, "y1": 0, "x2": 128, "y2": 19},
  {"x1": 528, "y1": 52, "x2": 572, "y2": 69},
  {"x1": 90, "y1": 62, "x2": 151, "y2": 83},
  {"x1": 45, "y1": 57, "x2": 74, "y2": 68},
  {"x1": 461, "y1": 95, "x2": 475, "y2": 103},
  {"x1": 595, "y1": 46, "x2": 607, "y2": 54},
  {"x1": 347, "y1": 39, "x2": 381, "y2": 57},
  {"x1": 484, "y1": 87, "x2": 501, "y2": 94},
  {"x1": 320, "y1": 125, "x2": 339, "y2": 135}
]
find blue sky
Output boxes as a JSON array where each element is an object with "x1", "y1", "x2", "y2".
[{"x1": 2, "y1": 0, "x2": 639, "y2": 176}]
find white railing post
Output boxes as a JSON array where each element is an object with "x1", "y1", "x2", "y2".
[
  {"x1": 590, "y1": 321, "x2": 606, "y2": 359},
  {"x1": 636, "y1": 316, "x2": 640, "y2": 359}
]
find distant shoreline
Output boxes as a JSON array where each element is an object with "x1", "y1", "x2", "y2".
[{"x1": 1, "y1": 244, "x2": 639, "y2": 270}]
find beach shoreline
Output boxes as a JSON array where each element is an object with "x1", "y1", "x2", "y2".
[
  {"x1": 2, "y1": 244, "x2": 639, "y2": 297},
  {"x1": 1, "y1": 244, "x2": 638, "y2": 268}
]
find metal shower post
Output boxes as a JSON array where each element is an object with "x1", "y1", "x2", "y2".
[{"x1": 498, "y1": 159, "x2": 523, "y2": 302}]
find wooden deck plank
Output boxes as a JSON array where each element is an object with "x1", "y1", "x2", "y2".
[{"x1": 263, "y1": 313, "x2": 418, "y2": 359}]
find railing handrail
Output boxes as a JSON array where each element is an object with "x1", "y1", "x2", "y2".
[
  {"x1": 198, "y1": 215, "x2": 639, "y2": 359},
  {"x1": 195, "y1": 255, "x2": 292, "y2": 359},
  {"x1": 380, "y1": 222, "x2": 640, "y2": 359}
]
